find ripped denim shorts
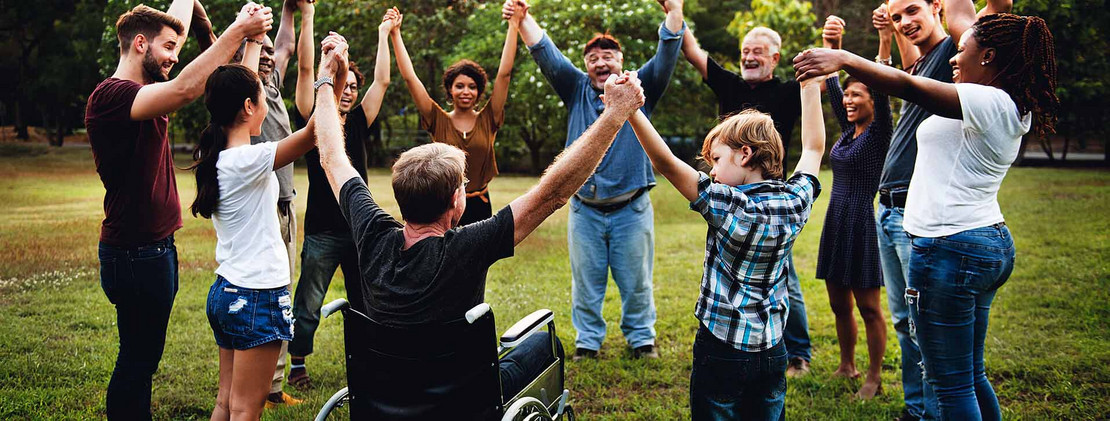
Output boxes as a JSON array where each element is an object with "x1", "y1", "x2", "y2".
[{"x1": 206, "y1": 275, "x2": 294, "y2": 350}]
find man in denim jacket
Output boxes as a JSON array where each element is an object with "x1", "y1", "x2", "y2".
[{"x1": 505, "y1": 0, "x2": 685, "y2": 360}]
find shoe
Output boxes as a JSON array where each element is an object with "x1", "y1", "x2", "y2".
[
  {"x1": 264, "y1": 391, "x2": 303, "y2": 409},
  {"x1": 895, "y1": 408, "x2": 920, "y2": 421},
  {"x1": 632, "y1": 344, "x2": 659, "y2": 359},
  {"x1": 288, "y1": 367, "x2": 313, "y2": 390},
  {"x1": 571, "y1": 348, "x2": 598, "y2": 361},
  {"x1": 785, "y1": 357, "x2": 810, "y2": 378}
]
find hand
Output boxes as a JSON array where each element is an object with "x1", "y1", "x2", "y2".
[
  {"x1": 318, "y1": 32, "x2": 348, "y2": 78},
  {"x1": 656, "y1": 0, "x2": 683, "y2": 13},
  {"x1": 873, "y1": 4, "x2": 893, "y2": 38},
  {"x1": 233, "y1": 3, "x2": 273, "y2": 39},
  {"x1": 822, "y1": 15, "x2": 845, "y2": 49},
  {"x1": 386, "y1": 7, "x2": 403, "y2": 34},
  {"x1": 793, "y1": 48, "x2": 847, "y2": 82},
  {"x1": 600, "y1": 71, "x2": 645, "y2": 118},
  {"x1": 502, "y1": 0, "x2": 528, "y2": 24}
]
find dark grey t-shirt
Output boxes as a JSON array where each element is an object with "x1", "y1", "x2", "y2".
[
  {"x1": 339, "y1": 177, "x2": 515, "y2": 325},
  {"x1": 880, "y1": 37, "x2": 957, "y2": 191},
  {"x1": 250, "y1": 69, "x2": 295, "y2": 200}
]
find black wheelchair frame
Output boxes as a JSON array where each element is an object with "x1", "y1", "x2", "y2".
[{"x1": 314, "y1": 299, "x2": 574, "y2": 421}]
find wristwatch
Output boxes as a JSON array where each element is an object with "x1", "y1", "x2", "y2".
[
  {"x1": 313, "y1": 76, "x2": 334, "y2": 91},
  {"x1": 875, "y1": 56, "x2": 893, "y2": 66}
]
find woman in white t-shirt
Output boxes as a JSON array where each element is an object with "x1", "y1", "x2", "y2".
[
  {"x1": 187, "y1": 35, "x2": 350, "y2": 420},
  {"x1": 793, "y1": 13, "x2": 1058, "y2": 420}
]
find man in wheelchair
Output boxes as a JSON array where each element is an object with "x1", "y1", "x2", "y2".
[{"x1": 310, "y1": 38, "x2": 647, "y2": 418}]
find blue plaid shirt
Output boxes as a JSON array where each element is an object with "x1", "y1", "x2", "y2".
[{"x1": 691, "y1": 171, "x2": 821, "y2": 352}]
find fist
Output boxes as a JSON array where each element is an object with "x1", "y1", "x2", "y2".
[
  {"x1": 822, "y1": 15, "x2": 845, "y2": 49},
  {"x1": 873, "y1": 4, "x2": 893, "y2": 36},
  {"x1": 601, "y1": 71, "x2": 645, "y2": 118}
]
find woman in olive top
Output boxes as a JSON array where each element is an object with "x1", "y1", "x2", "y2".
[{"x1": 388, "y1": 6, "x2": 520, "y2": 225}]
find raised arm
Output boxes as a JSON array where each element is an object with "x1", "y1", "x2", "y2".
[
  {"x1": 389, "y1": 9, "x2": 435, "y2": 118},
  {"x1": 681, "y1": 26, "x2": 708, "y2": 80},
  {"x1": 240, "y1": 34, "x2": 263, "y2": 72},
  {"x1": 190, "y1": 0, "x2": 216, "y2": 52},
  {"x1": 873, "y1": 3, "x2": 919, "y2": 70},
  {"x1": 316, "y1": 38, "x2": 361, "y2": 200},
  {"x1": 638, "y1": 1, "x2": 686, "y2": 106},
  {"x1": 359, "y1": 12, "x2": 396, "y2": 126},
  {"x1": 166, "y1": 0, "x2": 195, "y2": 55},
  {"x1": 508, "y1": 73, "x2": 644, "y2": 245},
  {"x1": 131, "y1": 4, "x2": 272, "y2": 121},
  {"x1": 488, "y1": 12, "x2": 522, "y2": 122},
  {"x1": 794, "y1": 48, "x2": 961, "y2": 119},
  {"x1": 630, "y1": 110, "x2": 699, "y2": 201},
  {"x1": 506, "y1": 0, "x2": 543, "y2": 47},
  {"x1": 294, "y1": 1, "x2": 316, "y2": 119},
  {"x1": 271, "y1": 0, "x2": 300, "y2": 80},
  {"x1": 793, "y1": 79, "x2": 826, "y2": 176},
  {"x1": 946, "y1": 0, "x2": 1013, "y2": 43}
]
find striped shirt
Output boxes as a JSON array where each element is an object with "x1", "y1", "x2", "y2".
[{"x1": 691, "y1": 172, "x2": 821, "y2": 352}]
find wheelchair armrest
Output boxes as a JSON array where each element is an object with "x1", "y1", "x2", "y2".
[
  {"x1": 465, "y1": 303, "x2": 491, "y2": 324},
  {"x1": 321, "y1": 299, "x2": 349, "y2": 319},
  {"x1": 499, "y1": 309, "x2": 553, "y2": 348}
]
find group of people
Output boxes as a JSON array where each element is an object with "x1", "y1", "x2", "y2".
[{"x1": 83, "y1": 0, "x2": 1057, "y2": 419}]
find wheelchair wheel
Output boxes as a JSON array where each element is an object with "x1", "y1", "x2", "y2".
[
  {"x1": 503, "y1": 397, "x2": 553, "y2": 421},
  {"x1": 314, "y1": 387, "x2": 349, "y2": 421}
]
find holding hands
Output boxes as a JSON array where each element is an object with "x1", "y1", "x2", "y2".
[
  {"x1": 822, "y1": 15, "x2": 845, "y2": 50},
  {"x1": 655, "y1": 0, "x2": 683, "y2": 13},
  {"x1": 872, "y1": 4, "x2": 893, "y2": 38},
  {"x1": 233, "y1": 2, "x2": 274, "y2": 39},
  {"x1": 319, "y1": 32, "x2": 350, "y2": 100},
  {"x1": 600, "y1": 71, "x2": 646, "y2": 118},
  {"x1": 382, "y1": 7, "x2": 402, "y2": 34},
  {"x1": 501, "y1": 0, "x2": 529, "y2": 24},
  {"x1": 793, "y1": 48, "x2": 845, "y2": 82}
]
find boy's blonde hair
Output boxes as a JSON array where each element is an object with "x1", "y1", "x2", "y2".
[{"x1": 701, "y1": 109, "x2": 784, "y2": 180}]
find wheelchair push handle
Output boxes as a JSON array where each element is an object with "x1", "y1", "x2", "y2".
[
  {"x1": 321, "y1": 299, "x2": 349, "y2": 319},
  {"x1": 499, "y1": 309, "x2": 554, "y2": 348}
]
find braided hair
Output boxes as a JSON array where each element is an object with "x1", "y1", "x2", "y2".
[{"x1": 972, "y1": 13, "x2": 1059, "y2": 136}]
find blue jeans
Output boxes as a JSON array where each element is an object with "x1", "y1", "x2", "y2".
[
  {"x1": 783, "y1": 251, "x2": 811, "y2": 362},
  {"x1": 98, "y1": 235, "x2": 179, "y2": 421},
  {"x1": 690, "y1": 326, "x2": 787, "y2": 420},
  {"x1": 907, "y1": 224, "x2": 1014, "y2": 421},
  {"x1": 877, "y1": 204, "x2": 934, "y2": 419},
  {"x1": 290, "y1": 230, "x2": 360, "y2": 357},
  {"x1": 568, "y1": 193, "x2": 656, "y2": 350},
  {"x1": 499, "y1": 332, "x2": 565, "y2": 402}
]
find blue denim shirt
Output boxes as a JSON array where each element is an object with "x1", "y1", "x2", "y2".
[{"x1": 528, "y1": 22, "x2": 685, "y2": 200}]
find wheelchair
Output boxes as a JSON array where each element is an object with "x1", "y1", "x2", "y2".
[{"x1": 314, "y1": 298, "x2": 574, "y2": 420}]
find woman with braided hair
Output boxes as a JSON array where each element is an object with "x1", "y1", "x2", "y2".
[{"x1": 793, "y1": 10, "x2": 1057, "y2": 420}]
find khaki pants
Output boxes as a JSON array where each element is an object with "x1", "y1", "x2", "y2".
[{"x1": 272, "y1": 200, "x2": 297, "y2": 394}]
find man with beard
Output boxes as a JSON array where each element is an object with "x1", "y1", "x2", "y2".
[
  {"x1": 224, "y1": 0, "x2": 313, "y2": 407},
  {"x1": 869, "y1": 0, "x2": 1010, "y2": 419},
  {"x1": 285, "y1": 9, "x2": 395, "y2": 389},
  {"x1": 680, "y1": 25, "x2": 814, "y2": 378},
  {"x1": 84, "y1": 2, "x2": 272, "y2": 419},
  {"x1": 508, "y1": 0, "x2": 685, "y2": 361}
]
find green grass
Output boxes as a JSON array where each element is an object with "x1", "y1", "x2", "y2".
[{"x1": 0, "y1": 143, "x2": 1106, "y2": 420}]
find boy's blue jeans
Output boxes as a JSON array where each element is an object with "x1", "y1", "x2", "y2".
[
  {"x1": 98, "y1": 235, "x2": 178, "y2": 421},
  {"x1": 567, "y1": 194, "x2": 656, "y2": 351},
  {"x1": 690, "y1": 325, "x2": 787, "y2": 421},
  {"x1": 907, "y1": 224, "x2": 1014, "y2": 421}
]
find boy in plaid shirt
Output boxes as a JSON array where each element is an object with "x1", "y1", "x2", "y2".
[{"x1": 629, "y1": 76, "x2": 825, "y2": 419}]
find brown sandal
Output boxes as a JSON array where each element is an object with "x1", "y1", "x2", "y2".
[{"x1": 288, "y1": 368, "x2": 314, "y2": 390}]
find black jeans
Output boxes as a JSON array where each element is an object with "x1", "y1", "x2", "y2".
[
  {"x1": 499, "y1": 332, "x2": 564, "y2": 403},
  {"x1": 690, "y1": 325, "x2": 788, "y2": 421},
  {"x1": 459, "y1": 190, "x2": 493, "y2": 226},
  {"x1": 98, "y1": 235, "x2": 178, "y2": 420}
]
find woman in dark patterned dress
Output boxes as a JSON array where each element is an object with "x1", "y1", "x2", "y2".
[{"x1": 815, "y1": 15, "x2": 893, "y2": 399}]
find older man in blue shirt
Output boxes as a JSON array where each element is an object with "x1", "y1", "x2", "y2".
[{"x1": 507, "y1": 0, "x2": 685, "y2": 360}]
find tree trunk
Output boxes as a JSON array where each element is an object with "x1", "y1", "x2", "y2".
[
  {"x1": 1061, "y1": 134, "x2": 1070, "y2": 161},
  {"x1": 14, "y1": 100, "x2": 29, "y2": 140},
  {"x1": 53, "y1": 117, "x2": 65, "y2": 147}
]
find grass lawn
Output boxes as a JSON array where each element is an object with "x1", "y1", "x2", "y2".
[{"x1": 0, "y1": 142, "x2": 1106, "y2": 420}]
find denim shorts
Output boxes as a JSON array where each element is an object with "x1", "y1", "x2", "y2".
[{"x1": 206, "y1": 275, "x2": 294, "y2": 350}]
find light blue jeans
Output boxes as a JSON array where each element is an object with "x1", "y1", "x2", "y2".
[
  {"x1": 568, "y1": 193, "x2": 656, "y2": 350},
  {"x1": 877, "y1": 203, "x2": 936, "y2": 419},
  {"x1": 783, "y1": 251, "x2": 812, "y2": 362},
  {"x1": 907, "y1": 224, "x2": 1014, "y2": 421}
]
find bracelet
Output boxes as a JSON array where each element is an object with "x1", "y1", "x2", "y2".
[
  {"x1": 875, "y1": 55, "x2": 893, "y2": 66},
  {"x1": 245, "y1": 38, "x2": 264, "y2": 46},
  {"x1": 313, "y1": 76, "x2": 334, "y2": 91}
]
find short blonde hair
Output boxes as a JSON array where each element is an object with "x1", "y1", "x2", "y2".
[
  {"x1": 701, "y1": 109, "x2": 784, "y2": 180},
  {"x1": 391, "y1": 143, "x2": 467, "y2": 224},
  {"x1": 743, "y1": 27, "x2": 782, "y2": 55}
]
